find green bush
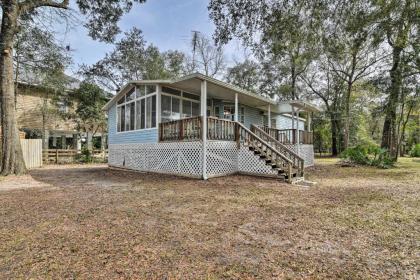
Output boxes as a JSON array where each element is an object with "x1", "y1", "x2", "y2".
[
  {"x1": 340, "y1": 144, "x2": 394, "y2": 168},
  {"x1": 78, "y1": 147, "x2": 93, "y2": 163},
  {"x1": 409, "y1": 144, "x2": 420, "y2": 157}
]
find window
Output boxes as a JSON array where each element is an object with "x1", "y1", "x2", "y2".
[
  {"x1": 192, "y1": 102, "x2": 200, "y2": 116},
  {"x1": 117, "y1": 96, "x2": 125, "y2": 105},
  {"x1": 183, "y1": 91, "x2": 200, "y2": 101},
  {"x1": 161, "y1": 87, "x2": 200, "y2": 123},
  {"x1": 240, "y1": 107, "x2": 245, "y2": 123},
  {"x1": 172, "y1": 97, "x2": 180, "y2": 120},
  {"x1": 129, "y1": 102, "x2": 135, "y2": 130},
  {"x1": 57, "y1": 101, "x2": 68, "y2": 113},
  {"x1": 182, "y1": 100, "x2": 193, "y2": 118},
  {"x1": 136, "y1": 86, "x2": 145, "y2": 98},
  {"x1": 222, "y1": 105, "x2": 244, "y2": 122},
  {"x1": 146, "y1": 95, "x2": 156, "y2": 128},
  {"x1": 126, "y1": 88, "x2": 135, "y2": 101},
  {"x1": 135, "y1": 99, "x2": 145, "y2": 129},
  {"x1": 223, "y1": 105, "x2": 235, "y2": 121},
  {"x1": 215, "y1": 106, "x2": 220, "y2": 118},
  {"x1": 162, "y1": 86, "x2": 181, "y2": 96},
  {"x1": 117, "y1": 105, "x2": 125, "y2": 132},
  {"x1": 116, "y1": 85, "x2": 156, "y2": 132},
  {"x1": 146, "y1": 85, "x2": 156, "y2": 95}
]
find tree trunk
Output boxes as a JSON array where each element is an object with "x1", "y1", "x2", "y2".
[
  {"x1": 0, "y1": 0, "x2": 27, "y2": 175},
  {"x1": 343, "y1": 80, "x2": 353, "y2": 149},
  {"x1": 330, "y1": 113, "x2": 339, "y2": 156},
  {"x1": 381, "y1": 46, "x2": 403, "y2": 161}
]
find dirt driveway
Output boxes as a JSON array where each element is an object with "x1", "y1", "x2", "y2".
[{"x1": 0, "y1": 159, "x2": 419, "y2": 279}]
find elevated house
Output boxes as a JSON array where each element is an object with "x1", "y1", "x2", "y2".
[{"x1": 104, "y1": 73, "x2": 319, "y2": 183}]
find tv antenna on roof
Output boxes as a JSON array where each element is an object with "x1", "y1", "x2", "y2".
[{"x1": 191, "y1": 31, "x2": 200, "y2": 71}]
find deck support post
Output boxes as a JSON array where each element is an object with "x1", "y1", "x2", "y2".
[
  {"x1": 201, "y1": 80, "x2": 208, "y2": 180},
  {"x1": 268, "y1": 104, "x2": 271, "y2": 128},
  {"x1": 291, "y1": 106, "x2": 295, "y2": 144},
  {"x1": 234, "y1": 93, "x2": 238, "y2": 122},
  {"x1": 307, "y1": 111, "x2": 312, "y2": 132},
  {"x1": 296, "y1": 108, "x2": 300, "y2": 156}
]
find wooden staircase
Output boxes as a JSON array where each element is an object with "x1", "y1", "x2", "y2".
[{"x1": 236, "y1": 122, "x2": 305, "y2": 183}]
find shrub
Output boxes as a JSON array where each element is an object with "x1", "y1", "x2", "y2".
[
  {"x1": 409, "y1": 144, "x2": 420, "y2": 157},
  {"x1": 340, "y1": 144, "x2": 394, "y2": 168},
  {"x1": 78, "y1": 147, "x2": 93, "y2": 163}
]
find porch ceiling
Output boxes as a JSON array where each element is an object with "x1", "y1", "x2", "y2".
[{"x1": 170, "y1": 73, "x2": 276, "y2": 108}]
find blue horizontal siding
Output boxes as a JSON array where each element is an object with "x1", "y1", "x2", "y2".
[
  {"x1": 275, "y1": 114, "x2": 304, "y2": 130},
  {"x1": 107, "y1": 105, "x2": 158, "y2": 144},
  {"x1": 243, "y1": 105, "x2": 263, "y2": 128}
]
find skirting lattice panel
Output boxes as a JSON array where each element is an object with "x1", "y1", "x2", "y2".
[
  {"x1": 109, "y1": 142, "x2": 314, "y2": 179},
  {"x1": 109, "y1": 142, "x2": 203, "y2": 177},
  {"x1": 284, "y1": 144, "x2": 314, "y2": 167},
  {"x1": 238, "y1": 146, "x2": 278, "y2": 177},
  {"x1": 206, "y1": 141, "x2": 238, "y2": 177}
]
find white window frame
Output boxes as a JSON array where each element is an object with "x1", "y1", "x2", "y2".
[
  {"x1": 161, "y1": 86, "x2": 200, "y2": 123},
  {"x1": 116, "y1": 85, "x2": 157, "y2": 134}
]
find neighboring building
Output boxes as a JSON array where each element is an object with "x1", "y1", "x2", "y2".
[
  {"x1": 16, "y1": 79, "x2": 105, "y2": 150},
  {"x1": 104, "y1": 73, "x2": 319, "y2": 183}
]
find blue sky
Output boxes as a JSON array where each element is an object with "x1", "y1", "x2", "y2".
[{"x1": 61, "y1": 0, "x2": 245, "y2": 75}]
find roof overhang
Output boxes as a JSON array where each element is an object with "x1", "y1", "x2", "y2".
[
  {"x1": 102, "y1": 73, "x2": 321, "y2": 113},
  {"x1": 275, "y1": 100, "x2": 320, "y2": 114}
]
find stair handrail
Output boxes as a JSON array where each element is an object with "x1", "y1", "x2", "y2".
[
  {"x1": 237, "y1": 122, "x2": 293, "y2": 163},
  {"x1": 236, "y1": 122, "x2": 297, "y2": 182},
  {"x1": 251, "y1": 124, "x2": 305, "y2": 177}
]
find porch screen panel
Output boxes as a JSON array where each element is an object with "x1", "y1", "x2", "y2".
[
  {"x1": 172, "y1": 97, "x2": 180, "y2": 120},
  {"x1": 140, "y1": 99, "x2": 145, "y2": 129},
  {"x1": 117, "y1": 106, "x2": 121, "y2": 132},
  {"x1": 120, "y1": 105, "x2": 125, "y2": 132},
  {"x1": 192, "y1": 102, "x2": 200, "y2": 117},
  {"x1": 117, "y1": 84, "x2": 156, "y2": 132},
  {"x1": 146, "y1": 95, "x2": 157, "y2": 128},
  {"x1": 182, "y1": 100, "x2": 192, "y2": 118},
  {"x1": 161, "y1": 95, "x2": 172, "y2": 123},
  {"x1": 125, "y1": 103, "x2": 131, "y2": 131},
  {"x1": 129, "y1": 102, "x2": 135, "y2": 130}
]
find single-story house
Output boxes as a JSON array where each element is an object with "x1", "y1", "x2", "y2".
[{"x1": 103, "y1": 73, "x2": 319, "y2": 183}]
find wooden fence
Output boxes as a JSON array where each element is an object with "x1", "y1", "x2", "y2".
[
  {"x1": 43, "y1": 149, "x2": 108, "y2": 164},
  {"x1": 20, "y1": 139, "x2": 43, "y2": 169}
]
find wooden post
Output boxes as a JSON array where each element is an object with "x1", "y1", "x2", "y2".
[
  {"x1": 268, "y1": 104, "x2": 271, "y2": 128},
  {"x1": 234, "y1": 93, "x2": 239, "y2": 122},
  {"x1": 288, "y1": 164, "x2": 292, "y2": 183},
  {"x1": 55, "y1": 149, "x2": 58, "y2": 164},
  {"x1": 201, "y1": 80, "x2": 208, "y2": 180},
  {"x1": 235, "y1": 123, "x2": 240, "y2": 149},
  {"x1": 179, "y1": 119, "x2": 184, "y2": 140}
]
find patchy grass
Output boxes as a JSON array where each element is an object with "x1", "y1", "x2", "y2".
[{"x1": 0, "y1": 159, "x2": 418, "y2": 279}]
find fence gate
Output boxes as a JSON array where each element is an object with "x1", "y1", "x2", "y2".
[{"x1": 20, "y1": 139, "x2": 43, "y2": 169}]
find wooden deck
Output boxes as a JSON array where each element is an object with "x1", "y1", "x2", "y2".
[
  {"x1": 159, "y1": 117, "x2": 313, "y2": 144},
  {"x1": 158, "y1": 117, "x2": 307, "y2": 183}
]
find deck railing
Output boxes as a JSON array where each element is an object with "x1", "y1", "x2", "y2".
[
  {"x1": 159, "y1": 116, "x2": 202, "y2": 142},
  {"x1": 251, "y1": 125, "x2": 304, "y2": 176},
  {"x1": 207, "y1": 117, "x2": 237, "y2": 141},
  {"x1": 260, "y1": 126, "x2": 313, "y2": 145},
  {"x1": 159, "y1": 116, "x2": 239, "y2": 142}
]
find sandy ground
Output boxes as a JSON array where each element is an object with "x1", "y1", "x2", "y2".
[{"x1": 0, "y1": 158, "x2": 419, "y2": 279}]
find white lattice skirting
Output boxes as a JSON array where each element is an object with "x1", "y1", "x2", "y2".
[
  {"x1": 284, "y1": 144, "x2": 314, "y2": 167},
  {"x1": 109, "y1": 142, "x2": 314, "y2": 178}
]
